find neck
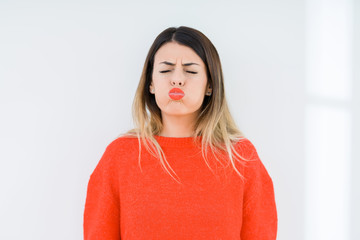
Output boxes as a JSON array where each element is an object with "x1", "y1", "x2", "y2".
[{"x1": 160, "y1": 113, "x2": 197, "y2": 137}]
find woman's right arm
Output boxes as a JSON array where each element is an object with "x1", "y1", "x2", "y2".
[{"x1": 83, "y1": 142, "x2": 121, "y2": 240}]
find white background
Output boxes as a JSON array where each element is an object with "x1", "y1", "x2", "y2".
[{"x1": 0, "y1": 0, "x2": 358, "y2": 239}]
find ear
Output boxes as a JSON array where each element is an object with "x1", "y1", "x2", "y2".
[
  {"x1": 149, "y1": 82, "x2": 155, "y2": 94},
  {"x1": 205, "y1": 84, "x2": 212, "y2": 96}
]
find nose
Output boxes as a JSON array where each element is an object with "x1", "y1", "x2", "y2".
[{"x1": 170, "y1": 69, "x2": 185, "y2": 86}]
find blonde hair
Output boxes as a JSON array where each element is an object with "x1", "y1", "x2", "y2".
[{"x1": 118, "y1": 26, "x2": 251, "y2": 184}]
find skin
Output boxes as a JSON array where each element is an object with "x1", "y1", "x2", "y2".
[{"x1": 150, "y1": 41, "x2": 212, "y2": 137}]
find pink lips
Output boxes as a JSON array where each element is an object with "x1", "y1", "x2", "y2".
[{"x1": 169, "y1": 88, "x2": 185, "y2": 100}]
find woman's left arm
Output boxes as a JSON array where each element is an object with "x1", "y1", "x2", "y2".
[{"x1": 239, "y1": 139, "x2": 278, "y2": 240}]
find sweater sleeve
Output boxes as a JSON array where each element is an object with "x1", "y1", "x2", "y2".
[
  {"x1": 83, "y1": 141, "x2": 121, "y2": 240},
  {"x1": 239, "y1": 139, "x2": 278, "y2": 240}
]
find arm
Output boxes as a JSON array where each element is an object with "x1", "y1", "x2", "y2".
[
  {"x1": 240, "y1": 139, "x2": 278, "y2": 240},
  {"x1": 83, "y1": 142, "x2": 121, "y2": 240}
]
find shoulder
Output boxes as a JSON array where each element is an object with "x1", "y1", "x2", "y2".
[
  {"x1": 91, "y1": 135, "x2": 140, "y2": 175},
  {"x1": 233, "y1": 137, "x2": 260, "y2": 162},
  {"x1": 95, "y1": 135, "x2": 140, "y2": 167},
  {"x1": 104, "y1": 135, "x2": 140, "y2": 155},
  {"x1": 233, "y1": 137, "x2": 272, "y2": 181}
]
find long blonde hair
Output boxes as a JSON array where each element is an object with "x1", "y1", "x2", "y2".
[{"x1": 118, "y1": 26, "x2": 250, "y2": 184}]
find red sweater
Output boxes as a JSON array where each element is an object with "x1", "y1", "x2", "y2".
[{"x1": 83, "y1": 135, "x2": 277, "y2": 239}]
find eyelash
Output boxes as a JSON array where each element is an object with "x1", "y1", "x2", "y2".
[{"x1": 159, "y1": 70, "x2": 198, "y2": 74}]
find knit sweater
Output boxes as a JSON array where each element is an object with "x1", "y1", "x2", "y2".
[{"x1": 83, "y1": 135, "x2": 277, "y2": 240}]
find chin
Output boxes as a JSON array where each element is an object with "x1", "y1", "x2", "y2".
[{"x1": 163, "y1": 110, "x2": 198, "y2": 116}]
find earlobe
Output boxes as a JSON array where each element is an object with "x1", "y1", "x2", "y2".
[
  {"x1": 206, "y1": 86, "x2": 212, "y2": 96},
  {"x1": 149, "y1": 82, "x2": 155, "y2": 94},
  {"x1": 150, "y1": 86, "x2": 155, "y2": 94}
]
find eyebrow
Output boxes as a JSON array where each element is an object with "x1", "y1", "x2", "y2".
[{"x1": 159, "y1": 61, "x2": 200, "y2": 66}]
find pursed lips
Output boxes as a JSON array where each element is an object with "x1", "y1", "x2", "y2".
[{"x1": 169, "y1": 88, "x2": 185, "y2": 100}]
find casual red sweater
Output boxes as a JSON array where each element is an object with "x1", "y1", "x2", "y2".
[{"x1": 83, "y1": 135, "x2": 277, "y2": 240}]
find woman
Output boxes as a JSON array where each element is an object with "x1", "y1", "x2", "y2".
[{"x1": 83, "y1": 26, "x2": 277, "y2": 239}]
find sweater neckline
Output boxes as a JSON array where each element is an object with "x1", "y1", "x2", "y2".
[{"x1": 154, "y1": 135, "x2": 203, "y2": 148}]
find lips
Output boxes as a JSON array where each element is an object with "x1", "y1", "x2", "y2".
[{"x1": 169, "y1": 88, "x2": 185, "y2": 100}]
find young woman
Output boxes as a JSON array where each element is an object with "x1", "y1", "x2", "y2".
[{"x1": 83, "y1": 26, "x2": 278, "y2": 239}]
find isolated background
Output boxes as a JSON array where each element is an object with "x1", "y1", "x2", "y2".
[{"x1": 0, "y1": 0, "x2": 358, "y2": 239}]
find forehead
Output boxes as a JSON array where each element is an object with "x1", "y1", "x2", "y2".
[{"x1": 154, "y1": 42, "x2": 203, "y2": 64}]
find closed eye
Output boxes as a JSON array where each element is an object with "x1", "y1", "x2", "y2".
[{"x1": 159, "y1": 70, "x2": 198, "y2": 74}]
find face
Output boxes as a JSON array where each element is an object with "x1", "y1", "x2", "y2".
[{"x1": 150, "y1": 42, "x2": 212, "y2": 118}]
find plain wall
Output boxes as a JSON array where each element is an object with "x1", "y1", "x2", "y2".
[{"x1": 351, "y1": 0, "x2": 360, "y2": 238}]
